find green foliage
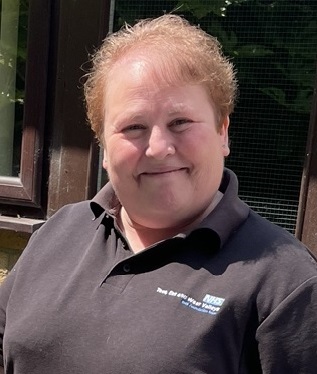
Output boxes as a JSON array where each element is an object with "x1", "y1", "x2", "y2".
[
  {"x1": 172, "y1": 0, "x2": 316, "y2": 115},
  {"x1": 0, "y1": 0, "x2": 28, "y2": 106},
  {"x1": 115, "y1": 0, "x2": 316, "y2": 116},
  {"x1": 175, "y1": 0, "x2": 248, "y2": 18}
]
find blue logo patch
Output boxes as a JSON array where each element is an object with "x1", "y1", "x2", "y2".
[{"x1": 203, "y1": 294, "x2": 225, "y2": 307}]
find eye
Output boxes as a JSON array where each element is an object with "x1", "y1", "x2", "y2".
[
  {"x1": 123, "y1": 124, "x2": 146, "y2": 132},
  {"x1": 121, "y1": 123, "x2": 147, "y2": 139},
  {"x1": 169, "y1": 118, "x2": 192, "y2": 131}
]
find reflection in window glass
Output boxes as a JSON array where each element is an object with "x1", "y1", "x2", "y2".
[{"x1": 0, "y1": 0, "x2": 27, "y2": 177}]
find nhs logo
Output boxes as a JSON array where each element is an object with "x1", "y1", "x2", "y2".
[{"x1": 203, "y1": 294, "x2": 225, "y2": 307}]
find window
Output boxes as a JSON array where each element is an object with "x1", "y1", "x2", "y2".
[
  {"x1": 0, "y1": 0, "x2": 49, "y2": 211},
  {"x1": 0, "y1": 0, "x2": 111, "y2": 233},
  {"x1": 0, "y1": 0, "x2": 23, "y2": 177}
]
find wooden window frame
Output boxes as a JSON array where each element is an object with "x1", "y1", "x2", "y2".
[
  {"x1": 0, "y1": 0, "x2": 50, "y2": 209},
  {"x1": 0, "y1": 0, "x2": 111, "y2": 232},
  {"x1": 45, "y1": 0, "x2": 111, "y2": 218}
]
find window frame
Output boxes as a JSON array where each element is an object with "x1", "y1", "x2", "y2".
[
  {"x1": 0, "y1": 0, "x2": 51, "y2": 208},
  {"x1": 297, "y1": 68, "x2": 317, "y2": 255},
  {"x1": 45, "y1": 0, "x2": 111, "y2": 218},
  {"x1": 0, "y1": 0, "x2": 112, "y2": 228}
]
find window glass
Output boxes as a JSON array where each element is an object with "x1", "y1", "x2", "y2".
[
  {"x1": 111, "y1": 0, "x2": 317, "y2": 234},
  {"x1": 0, "y1": 0, "x2": 27, "y2": 177}
]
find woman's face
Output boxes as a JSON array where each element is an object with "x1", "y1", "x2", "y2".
[{"x1": 102, "y1": 58, "x2": 229, "y2": 229}]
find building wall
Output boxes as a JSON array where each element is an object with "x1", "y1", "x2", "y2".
[{"x1": 0, "y1": 230, "x2": 30, "y2": 284}]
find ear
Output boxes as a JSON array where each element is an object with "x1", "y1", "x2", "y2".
[
  {"x1": 220, "y1": 116, "x2": 230, "y2": 157},
  {"x1": 102, "y1": 148, "x2": 108, "y2": 170}
]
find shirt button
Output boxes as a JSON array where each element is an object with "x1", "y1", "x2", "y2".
[{"x1": 123, "y1": 263, "x2": 131, "y2": 273}]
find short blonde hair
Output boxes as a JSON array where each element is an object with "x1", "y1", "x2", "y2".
[{"x1": 84, "y1": 14, "x2": 237, "y2": 142}]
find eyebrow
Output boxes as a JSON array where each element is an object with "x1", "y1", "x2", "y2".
[
  {"x1": 166, "y1": 102, "x2": 190, "y2": 116},
  {"x1": 113, "y1": 112, "x2": 144, "y2": 125}
]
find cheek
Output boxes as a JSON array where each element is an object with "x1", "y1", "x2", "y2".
[
  {"x1": 191, "y1": 134, "x2": 223, "y2": 161},
  {"x1": 190, "y1": 138, "x2": 225, "y2": 180},
  {"x1": 106, "y1": 139, "x2": 140, "y2": 171}
]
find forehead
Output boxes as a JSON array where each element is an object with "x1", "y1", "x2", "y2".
[
  {"x1": 105, "y1": 57, "x2": 207, "y2": 110},
  {"x1": 107, "y1": 50, "x2": 196, "y2": 94},
  {"x1": 104, "y1": 63, "x2": 165, "y2": 114}
]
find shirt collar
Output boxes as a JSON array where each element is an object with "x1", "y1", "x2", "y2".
[
  {"x1": 90, "y1": 168, "x2": 249, "y2": 248},
  {"x1": 91, "y1": 182, "x2": 120, "y2": 219},
  {"x1": 198, "y1": 168, "x2": 249, "y2": 247}
]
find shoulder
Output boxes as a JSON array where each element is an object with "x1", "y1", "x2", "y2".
[
  {"x1": 11, "y1": 200, "x2": 103, "y2": 268},
  {"x1": 34, "y1": 200, "x2": 98, "y2": 239},
  {"x1": 226, "y1": 209, "x2": 317, "y2": 313},
  {"x1": 46, "y1": 200, "x2": 93, "y2": 224},
  {"x1": 220, "y1": 208, "x2": 317, "y2": 282},
  {"x1": 231, "y1": 209, "x2": 315, "y2": 262}
]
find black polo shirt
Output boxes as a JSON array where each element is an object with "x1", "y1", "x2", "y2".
[{"x1": 0, "y1": 169, "x2": 317, "y2": 373}]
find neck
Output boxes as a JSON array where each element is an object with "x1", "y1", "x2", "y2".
[{"x1": 117, "y1": 191, "x2": 223, "y2": 253}]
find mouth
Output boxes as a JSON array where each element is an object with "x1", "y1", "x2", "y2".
[{"x1": 141, "y1": 167, "x2": 188, "y2": 177}]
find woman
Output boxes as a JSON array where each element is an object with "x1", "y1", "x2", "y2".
[{"x1": 0, "y1": 14, "x2": 316, "y2": 374}]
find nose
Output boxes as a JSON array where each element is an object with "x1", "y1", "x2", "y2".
[{"x1": 145, "y1": 126, "x2": 175, "y2": 160}]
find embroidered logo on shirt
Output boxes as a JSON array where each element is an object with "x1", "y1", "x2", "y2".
[{"x1": 156, "y1": 287, "x2": 225, "y2": 315}]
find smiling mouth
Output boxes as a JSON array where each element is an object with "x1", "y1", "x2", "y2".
[{"x1": 142, "y1": 167, "x2": 188, "y2": 176}]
